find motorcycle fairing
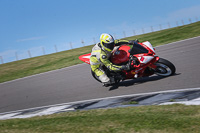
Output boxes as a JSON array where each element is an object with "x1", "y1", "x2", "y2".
[
  {"x1": 138, "y1": 56, "x2": 154, "y2": 64},
  {"x1": 142, "y1": 41, "x2": 155, "y2": 53},
  {"x1": 79, "y1": 53, "x2": 91, "y2": 64}
]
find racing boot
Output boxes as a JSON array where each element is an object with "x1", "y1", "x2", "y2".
[{"x1": 102, "y1": 77, "x2": 115, "y2": 87}]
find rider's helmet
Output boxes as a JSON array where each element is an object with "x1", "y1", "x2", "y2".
[{"x1": 100, "y1": 33, "x2": 115, "y2": 52}]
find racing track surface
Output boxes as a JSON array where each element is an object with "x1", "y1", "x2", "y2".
[{"x1": 0, "y1": 37, "x2": 200, "y2": 113}]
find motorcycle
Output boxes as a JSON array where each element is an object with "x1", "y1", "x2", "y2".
[{"x1": 79, "y1": 41, "x2": 176, "y2": 86}]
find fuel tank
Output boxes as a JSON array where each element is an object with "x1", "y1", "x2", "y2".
[{"x1": 111, "y1": 45, "x2": 130, "y2": 64}]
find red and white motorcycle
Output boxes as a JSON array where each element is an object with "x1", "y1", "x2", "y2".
[{"x1": 79, "y1": 41, "x2": 176, "y2": 85}]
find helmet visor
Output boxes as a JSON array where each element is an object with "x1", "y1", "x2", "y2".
[{"x1": 103, "y1": 42, "x2": 115, "y2": 51}]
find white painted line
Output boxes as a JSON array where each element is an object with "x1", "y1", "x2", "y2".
[
  {"x1": 1, "y1": 87, "x2": 200, "y2": 115},
  {"x1": 0, "y1": 105, "x2": 75, "y2": 120},
  {"x1": 160, "y1": 97, "x2": 200, "y2": 105},
  {"x1": 11, "y1": 105, "x2": 74, "y2": 119},
  {"x1": 193, "y1": 97, "x2": 200, "y2": 101},
  {"x1": 0, "y1": 112, "x2": 19, "y2": 120},
  {"x1": 62, "y1": 87, "x2": 200, "y2": 105}
]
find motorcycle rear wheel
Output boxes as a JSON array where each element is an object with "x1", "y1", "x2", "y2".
[{"x1": 154, "y1": 58, "x2": 176, "y2": 76}]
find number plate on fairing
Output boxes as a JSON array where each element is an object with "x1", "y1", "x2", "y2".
[{"x1": 138, "y1": 56, "x2": 154, "y2": 64}]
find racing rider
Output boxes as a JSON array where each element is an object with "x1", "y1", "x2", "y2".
[{"x1": 90, "y1": 33, "x2": 137, "y2": 86}]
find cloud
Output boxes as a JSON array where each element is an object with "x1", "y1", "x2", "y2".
[
  {"x1": 16, "y1": 36, "x2": 46, "y2": 42},
  {"x1": 153, "y1": 5, "x2": 200, "y2": 23},
  {"x1": 168, "y1": 5, "x2": 200, "y2": 20}
]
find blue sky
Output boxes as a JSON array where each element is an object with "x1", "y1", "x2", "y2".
[{"x1": 1, "y1": 0, "x2": 200, "y2": 63}]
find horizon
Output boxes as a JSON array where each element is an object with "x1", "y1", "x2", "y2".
[{"x1": 1, "y1": 0, "x2": 200, "y2": 63}]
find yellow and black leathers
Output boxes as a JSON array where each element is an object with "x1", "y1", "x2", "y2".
[{"x1": 90, "y1": 39, "x2": 131, "y2": 83}]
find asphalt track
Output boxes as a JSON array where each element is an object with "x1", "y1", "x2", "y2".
[{"x1": 0, "y1": 37, "x2": 200, "y2": 113}]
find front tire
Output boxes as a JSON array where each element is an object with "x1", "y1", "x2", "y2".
[{"x1": 154, "y1": 58, "x2": 176, "y2": 76}]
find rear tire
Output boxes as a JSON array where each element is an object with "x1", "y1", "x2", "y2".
[{"x1": 154, "y1": 58, "x2": 176, "y2": 76}]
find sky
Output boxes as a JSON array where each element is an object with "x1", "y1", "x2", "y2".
[{"x1": 0, "y1": 0, "x2": 200, "y2": 63}]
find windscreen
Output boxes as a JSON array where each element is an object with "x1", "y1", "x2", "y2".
[{"x1": 129, "y1": 42, "x2": 148, "y2": 55}]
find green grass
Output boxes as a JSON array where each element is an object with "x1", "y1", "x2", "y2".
[
  {"x1": 0, "y1": 104, "x2": 200, "y2": 133},
  {"x1": 0, "y1": 21, "x2": 200, "y2": 83},
  {"x1": 0, "y1": 45, "x2": 93, "y2": 83},
  {"x1": 123, "y1": 21, "x2": 200, "y2": 46}
]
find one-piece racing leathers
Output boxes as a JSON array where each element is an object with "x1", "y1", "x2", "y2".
[{"x1": 90, "y1": 39, "x2": 131, "y2": 83}]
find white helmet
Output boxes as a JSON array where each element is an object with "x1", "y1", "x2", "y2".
[{"x1": 100, "y1": 33, "x2": 115, "y2": 52}]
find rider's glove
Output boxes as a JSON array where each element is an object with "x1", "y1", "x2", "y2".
[{"x1": 121, "y1": 62, "x2": 131, "y2": 70}]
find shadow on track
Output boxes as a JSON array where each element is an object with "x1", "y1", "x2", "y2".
[{"x1": 109, "y1": 73, "x2": 181, "y2": 91}]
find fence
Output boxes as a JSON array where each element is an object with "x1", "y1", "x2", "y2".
[{"x1": 0, "y1": 17, "x2": 199, "y2": 64}]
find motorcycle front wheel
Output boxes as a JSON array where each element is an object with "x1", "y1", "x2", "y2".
[{"x1": 154, "y1": 58, "x2": 176, "y2": 77}]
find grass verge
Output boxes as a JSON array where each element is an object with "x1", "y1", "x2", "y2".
[
  {"x1": 0, "y1": 21, "x2": 200, "y2": 83},
  {"x1": 0, "y1": 104, "x2": 200, "y2": 133}
]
